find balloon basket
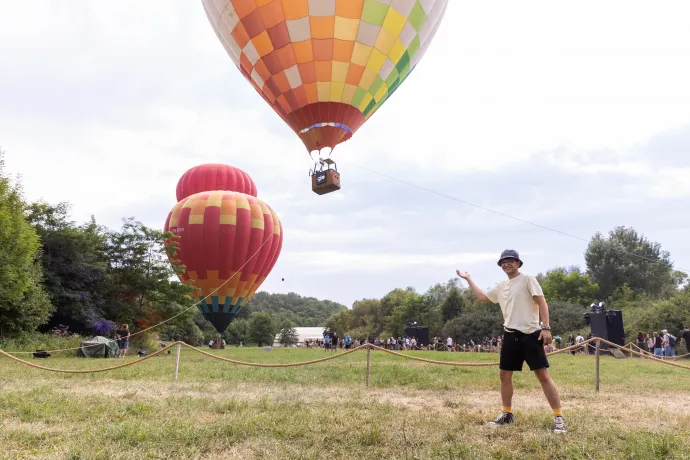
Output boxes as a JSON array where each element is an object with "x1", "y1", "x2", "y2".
[{"x1": 310, "y1": 158, "x2": 341, "y2": 195}]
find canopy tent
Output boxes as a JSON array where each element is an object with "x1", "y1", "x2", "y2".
[
  {"x1": 273, "y1": 327, "x2": 325, "y2": 347},
  {"x1": 77, "y1": 336, "x2": 119, "y2": 358}
]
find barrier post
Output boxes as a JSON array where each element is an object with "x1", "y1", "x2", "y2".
[
  {"x1": 366, "y1": 346, "x2": 371, "y2": 388},
  {"x1": 174, "y1": 343, "x2": 181, "y2": 381},
  {"x1": 595, "y1": 339, "x2": 600, "y2": 392}
]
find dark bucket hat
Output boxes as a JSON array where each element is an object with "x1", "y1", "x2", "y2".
[{"x1": 498, "y1": 249, "x2": 523, "y2": 267}]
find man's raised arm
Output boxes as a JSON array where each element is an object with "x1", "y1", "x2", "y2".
[{"x1": 456, "y1": 270, "x2": 490, "y2": 302}]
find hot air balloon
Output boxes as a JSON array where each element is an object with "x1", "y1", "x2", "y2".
[
  {"x1": 165, "y1": 166, "x2": 283, "y2": 334},
  {"x1": 201, "y1": 0, "x2": 449, "y2": 194},
  {"x1": 177, "y1": 163, "x2": 257, "y2": 201}
]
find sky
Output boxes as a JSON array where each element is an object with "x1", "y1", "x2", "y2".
[{"x1": 1, "y1": 1, "x2": 689, "y2": 308}]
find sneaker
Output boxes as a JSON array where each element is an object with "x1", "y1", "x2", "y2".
[
  {"x1": 488, "y1": 411, "x2": 515, "y2": 427},
  {"x1": 553, "y1": 416, "x2": 567, "y2": 433}
]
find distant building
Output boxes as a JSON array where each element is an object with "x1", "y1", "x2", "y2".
[{"x1": 273, "y1": 327, "x2": 325, "y2": 347}]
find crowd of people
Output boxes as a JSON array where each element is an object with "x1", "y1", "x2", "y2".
[{"x1": 636, "y1": 327, "x2": 689, "y2": 357}]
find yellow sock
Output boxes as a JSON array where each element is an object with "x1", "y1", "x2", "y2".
[
  {"x1": 502, "y1": 406, "x2": 512, "y2": 414},
  {"x1": 553, "y1": 408, "x2": 563, "y2": 417}
]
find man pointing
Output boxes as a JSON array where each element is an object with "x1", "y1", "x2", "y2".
[{"x1": 456, "y1": 249, "x2": 566, "y2": 433}]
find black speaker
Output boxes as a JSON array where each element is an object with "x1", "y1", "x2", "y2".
[
  {"x1": 606, "y1": 310, "x2": 625, "y2": 346},
  {"x1": 588, "y1": 310, "x2": 608, "y2": 339},
  {"x1": 405, "y1": 326, "x2": 429, "y2": 347},
  {"x1": 586, "y1": 309, "x2": 625, "y2": 350}
]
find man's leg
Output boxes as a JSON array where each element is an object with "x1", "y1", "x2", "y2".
[
  {"x1": 534, "y1": 368, "x2": 562, "y2": 410},
  {"x1": 500, "y1": 370, "x2": 514, "y2": 408}
]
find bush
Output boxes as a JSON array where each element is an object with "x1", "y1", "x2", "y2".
[
  {"x1": 0, "y1": 331, "x2": 85, "y2": 353},
  {"x1": 129, "y1": 330, "x2": 159, "y2": 354}
]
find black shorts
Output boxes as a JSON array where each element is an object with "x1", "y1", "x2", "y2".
[{"x1": 500, "y1": 330, "x2": 549, "y2": 372}]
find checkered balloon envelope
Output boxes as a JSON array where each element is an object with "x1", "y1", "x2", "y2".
[{"x1": 202, "y1": 0, "x2": 449, "y2": 156}]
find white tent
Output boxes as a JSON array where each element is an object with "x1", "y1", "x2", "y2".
[{"x1": 273, "y1": 327, "x2": 325, "y2": 347}]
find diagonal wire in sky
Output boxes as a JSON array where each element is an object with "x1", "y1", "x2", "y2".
[{"x1": 345, "y1": 161, "x2": 689, "y2": 275}]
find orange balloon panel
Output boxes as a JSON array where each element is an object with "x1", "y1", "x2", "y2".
[{"x1": 202, "y1": 0, "x2": 449, "y2": 153}]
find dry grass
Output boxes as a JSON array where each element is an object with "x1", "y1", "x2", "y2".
[{"x1": 0, "y1": 347, "x2": 689, "y2": 459}]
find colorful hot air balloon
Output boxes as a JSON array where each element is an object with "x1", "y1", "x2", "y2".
[
  {"x1": 177, "y1": 163, "x2": 257, "y2": 201},
  {"x1": 165, "y1": 173, "x2": 283, "y2": 333},
  {"x1": 201, "y1": 0, "x2": 449, "y2": 155}
]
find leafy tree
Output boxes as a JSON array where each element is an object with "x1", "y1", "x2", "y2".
[
  {"x1": 247, "y1": 311, "x2": 276, "y2": 346},
  {"x1": 247, "y1": 291, "x2": 347, "y2": 326},
  {"x1": 585, "y1": 226, "x2": 674, "y2": 299},
  {"x1": 277, "y1": 321, "x2": 299, "y2": 347},
  {"x1": 0, "y1": 150, "x2": 53, "y2": 335},
  {"x1": 440, "y1": 286, "x2": 465, "y2": 322},
  {"x1": 25, "y1": 201, "x2": 109, "y2": 332},
  {"x1": 224, "y1": 318, "x2": 249, "y2": 345},
  {"x1": 102, "y1": 217, "x2": 192, "y2": 329},
  {"x1": 441, "y1": 305, "x2": 503, "y2": 345},
  {"x1": 540, "y1": 266, "x2": 599, "y2": 306},
  {"x1": 325, "y1": 309, "x2": 351, "y2": 335},
  {"x1": 547, "y1": 300, "x2": 586, "y2": 335}
]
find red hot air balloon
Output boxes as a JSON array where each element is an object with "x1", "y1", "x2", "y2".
[
  {"x1": 165, "y1": 166, "x2": 283, "y2": 334},
  {"x1": 176, "y1": 163, "x2": 258, "y2": 201}
]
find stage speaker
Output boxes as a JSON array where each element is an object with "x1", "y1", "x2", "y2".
[
  {"x1": 605, "y1": 310, "x2": 625, "y2": 346},
  {"x1": 405, "y1": 326, "x2": 429, "y2": 347},
  {"x1": 588, "y1": 310, "x2": 608, "y2": 340}
]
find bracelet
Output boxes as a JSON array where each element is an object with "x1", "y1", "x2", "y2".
[{"x1": 542, "y1": 326, "x2": 551, "y2": 331}]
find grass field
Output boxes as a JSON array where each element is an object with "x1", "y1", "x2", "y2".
[{"x1": 0, "y1": 345, "x2": 689, "y2": 459}]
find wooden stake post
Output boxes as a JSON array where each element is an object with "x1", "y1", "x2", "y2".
[
  {"x1": 174, "y1": 343, "x2": 181, "y2": 381},
  {"x1": 366, "y1": 346, "x2": 371, "y2": 388},
  {"x1": 595, "y1": 339, "x2": 600, "y2": 392}
]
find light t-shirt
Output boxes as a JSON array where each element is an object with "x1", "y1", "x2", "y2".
[{"x1": 485, "y1": 273, "x2": 544, "y2": 334}]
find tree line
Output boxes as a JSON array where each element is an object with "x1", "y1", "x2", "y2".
[
  {"x1": 1, "y1": 149, "x2": 688, "y2": 348},
  {"x1": 0, "y1": 150, "x2": 346, "y2": 348},
  {"x1": 323, "y1": 229, "x2": 689, "y2": 345}
]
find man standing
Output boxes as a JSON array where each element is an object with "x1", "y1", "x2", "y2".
[{"x1": 456, "y1": 249, "x2": 566, "y2": 433}]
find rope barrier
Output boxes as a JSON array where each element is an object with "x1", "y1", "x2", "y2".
[
  {"x1": 627, "y1": 342, "x2": 690, "y2": 360},
  {"x1": 4, "y1": 336, "x2": 685, "y2": 375}
]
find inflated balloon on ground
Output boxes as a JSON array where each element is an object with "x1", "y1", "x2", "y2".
[
  {"x1": 165, "y1": 165, "x2": 283, "y2": 333},
  {"x1": 176, "y1": 163, "x2": 257, "y2": 201}
]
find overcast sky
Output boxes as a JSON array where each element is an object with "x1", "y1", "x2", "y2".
[{"x1": 2, "y1": 1, "x2": 689, "y2": 308}]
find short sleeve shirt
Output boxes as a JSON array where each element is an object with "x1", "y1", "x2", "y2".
[{"x1": 485, "y1": 273, "x2": 544, "y2": 333}]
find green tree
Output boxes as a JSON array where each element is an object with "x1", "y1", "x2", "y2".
[
  {"x1": 224, "y1": 318, "x2": 249, "y2": 345},
  {"x1": 325, "y1": 309, "x2": 351, "y2": 335},
  {"x1": 585, "y1": 226, "x2": 674, "y2": 299},
  {"x1": 246, "y1": 291, "x2": 347, "y2": 326},
  {"x1": 102, "y1": 217, "x2": 192, "y2": 329},
  {"x1": 441, "y1": 305, "x2": 503, "y2": 345},
  {"x1": 277, "y1": 321, "x2": 299, "y2": 347},
  {"x1": 248, "y1": 311, "x2": 276, "y2": 346},
  {"x1": 0, "y1": 150, "x2": 53, "y2": 335},
  {"x1": 540, "y1": 266, "x2": 599, "y2": 306},
  {"x1": 25, "y1": 201, "x2": 109, "y2": 332},
  {"x1": 440, "y1": 286, "x2": 465, "y2": 322},
  {"x1": 547, "y1": 300, "x2": 586, "y2": 335}
]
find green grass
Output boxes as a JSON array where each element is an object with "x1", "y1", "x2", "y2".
[{"x1": 1, "y1": 346, "x2": 689, "y2": 459}]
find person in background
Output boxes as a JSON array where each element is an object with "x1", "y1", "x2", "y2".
[
  {"x1": 116, "y1": 324, "x2": 130, "y2": 358},
  {"x1": 636, "y1": 331, "x2": 646, "y2": 353},
  {"x1": 652, "y1": 332, "x2": 663, "y2": 357}
]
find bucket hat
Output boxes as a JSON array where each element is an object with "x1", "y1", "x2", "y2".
[{"x1": 497, "y1": 249, "x2": 523, "y2": 267}]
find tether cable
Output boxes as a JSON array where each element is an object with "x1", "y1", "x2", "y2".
[{"x1": 344, "y1": 161, "x2": 689, "y2": 274}]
